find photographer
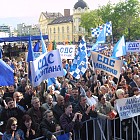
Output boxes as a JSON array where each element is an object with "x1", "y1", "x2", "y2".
[
  {"x1": 60, "y1": 102, "x2": 82, "y2": 139},
  {"x1": 74, "y1": 95, "x2": 97, "y2": 140}
]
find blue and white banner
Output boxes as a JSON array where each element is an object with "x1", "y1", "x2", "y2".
[
  {"x1": 57, "y1": 45, "x2": 75, "y2": 59},
  {"x1": 116, "y1": 95, "x2": 140, "y2": 120},
  {"x1": 91, "y1": 52, "x2": 123, "y2": 79},
  {"x1": 30, "y1": 50, "x2": 64, "y2": 87},
  {"x1": 126, "y1": 42, "x2": 140, "y2": 52}
]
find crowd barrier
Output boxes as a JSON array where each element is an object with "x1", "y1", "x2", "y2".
[{"x1": 33, "y1": 115, "x2": 140, "y2": 140}]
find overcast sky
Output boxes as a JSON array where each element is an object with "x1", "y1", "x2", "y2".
[{"x1": 0, "y1": 0, "x2": 122, "y2": 18}]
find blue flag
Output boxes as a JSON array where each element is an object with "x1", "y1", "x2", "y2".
[
  {"x1": 33, "y1": 41, "x2": 40, "y2": 52},
  {"x1": 91, "y1": 42, "x2": 99, "y2": 51},
  {"x1": 27, "y1": 36, "x2": 35, "y2": 82},
  {"x1": 27, "y1": 36, "x2": 34, "y2": 62},
  {"x1": 91, "y1": 21, "x2": 112, "y2": 37},
  {"x1": 47, "y1": 78, "x2": 56, "y2": 87},
  {"x1": 70, "y1": 37, "x2": 88, "y2": 79},
  {"x1": 57, "y1": 133, "x2": 70, "y2": 140},
  {"x1": 0, "y1": 59, "x2": 14, "y2": 86},
  {"x1": 96, "y1": 24, "x2": 106, "y2": 44},
  {"x1": 40, "y1": 32, "x2": 47, "y2": 54},
  {"x1": 112, "y1": 36, "x2": 126, "y2": 58},
  {"x1": 0, "y1": 48, "x2": 2, "y2": 59}
]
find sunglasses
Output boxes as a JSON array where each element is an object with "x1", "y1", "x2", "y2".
[{"x1": 12, "y1": 124, "x2": 17, "y2": 126}]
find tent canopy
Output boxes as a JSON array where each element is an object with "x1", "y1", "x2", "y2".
[{"x1": 0, "y1": 35, "x2": 48, "y2": 43}]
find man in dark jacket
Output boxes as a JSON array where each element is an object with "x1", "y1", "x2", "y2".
[
  {"x1": 40, "y1": 110, "x2": 57, "y2": 140},
  {"x1": 52, "y1": 95, "x2": 65, "y2": 122},
  {"x1": 0, "y1": 97, "x2": 24, "y2": 130},
  {"x1": 60, "y1": 102, "x2": 82, "y2": 139},
  {"x1": 27, "y1": 97, "x2": 45, "y2": 132},
  {"x1": 74, "y1": 95, "x2": 97, "y2": 140}
]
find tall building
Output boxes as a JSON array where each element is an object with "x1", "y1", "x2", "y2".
[{"x1": 39, "y1": 0, "x2": 89, "y2": 42}]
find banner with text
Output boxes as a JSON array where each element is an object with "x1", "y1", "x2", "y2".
[
  {"x1": 116, "y1": 95, "x2": 140, "y2": 120},
  {"x1": 30, "y1": 50, "x2": 64, "y2": 87},
  {"x1": 91, "y1": 51, "x2": 123, "y2": 79},
  {"x1": 126, "y1": 42, "x2": 140, "y2": 52},
  {"x1": 57, "y1": 45, "x2": 75, "y2": 59}
]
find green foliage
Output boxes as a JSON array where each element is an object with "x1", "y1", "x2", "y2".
[
  {"x1": 80, "y1": 10, "x2": 104, "y2": 35},
  {"x1": 80, "y1": 0, "x2": 140, "y2": 41}
]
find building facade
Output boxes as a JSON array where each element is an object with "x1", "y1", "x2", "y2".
[
  {"x1": 17, "y1": 23, "x2": 40, "y2": 36},
  {"x1": 0, "y1": 25, "x2": 11, "y2": 37},
  {"x1": 39, "y1": 0, "x2": 89, "y2": 42}
]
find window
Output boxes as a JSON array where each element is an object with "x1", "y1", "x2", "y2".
[
  {"x1": 50, "y1": 28, "x2": 52, "y2": 33},
  {"x1": 62, "y1": 27, "x2": 64, "y2": 33},
  {"x1": 74, "y1": 26, "x2": 76, "y2": 32},
  {"x1": 67, "y1": 26, "x2": 69, "y2": 33},
  {"x1": 62, "y1": 35, "x2": 65, "y2": 40},
  {"x1": 79, "y1": 26, "x2": 81, "y2": 32},
  {"x1": 78, "y1": 18, "x2": 81, "y2": 22},
  {"x1": 67, "y1": 35, "x2": 70, "y2": 40},
  {"x1": 54, "y1": 28, "x2": 55, "y2": 33},
  {"x1": 58, "y1": 27, "x2": 60, "y2": 33}
]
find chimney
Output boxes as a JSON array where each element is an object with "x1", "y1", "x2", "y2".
[{"x1": 64, "y1": 9, "x2": 70, "y2": 17}]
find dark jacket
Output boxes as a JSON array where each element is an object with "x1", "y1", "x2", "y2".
[
  {"x1": 21, "y1": 125, "x2": 37, "y2": 140},
  {"x1": 27, "y1": 107, "x2": 46, "y2": 129},
  {"x1": 52, "y1": 104, "x2": 64, "y2": 121},
  {"x1": 129, "y1": 80, "x2": 138, "y2": 88},
  {"x1": 60, "y1": 113, "x2": 82, "y2": 133},
  {"x1": 0, "y1": 107, "x2": 24, "y2": 127},
  {"x1": 74, "y1": 103, "x2": 97, "y2": 121},
  {"x1": 40, "y1": 118, "x2": 57, "y2": 140}
]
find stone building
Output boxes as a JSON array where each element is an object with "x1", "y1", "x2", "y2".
[{"x1": 39, "y1": 0, "x2": 90, "y2": 42}]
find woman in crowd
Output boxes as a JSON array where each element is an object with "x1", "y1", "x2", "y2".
[
  {"x1": 2, "y1": 117, "x2": 25, "y2": 140},
  {"x1": 21, "y1": 114, "x2": 38, "y2": 140}
]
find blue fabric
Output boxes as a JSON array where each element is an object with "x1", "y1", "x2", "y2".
[
  {"x1": 27, "y1": 36, "x2": 34, "y2": 62},
  {"x1": 33, "y1": 41, "x2": 40, "y2": 52},
  {"x1": 112, "y1": 36, "x2": 126, "y2": 58},
  {"x1": 63, "y1": 69, "x2": 67, "y2": 76},
  {"x1": 40, "y1": 32, "x2": 47, "y2": 54},
  {"x1": 27, "y1": 36, "x2": 35, "y2": 82},
  {"x1": 57, "y1": 133, "x2": 69, "y2": 140},
  {"x1": 0, "y1": 59, "x2": 14, "y2": 86},
  {"x1": 2, "y1": 129, "x2": 25, "y2": 140},
  {"x1": 48, "y1": 78, "x2": 56, "y2": 87},
  {"x1": 0, "y1": 48, "x2": 2, "y2": 59},
  {"x1": 91, "y1": 21, "x2": 112, "y2": 37},
  {"x1": 0, "y1": 35, "x2": 48, "y2": 43},
  {"x1": 70, "y1": 37, "x2": 88, "y2": 79},
  {"x1": 96, "y1": 24, "x2": 106, "y2": 44}
]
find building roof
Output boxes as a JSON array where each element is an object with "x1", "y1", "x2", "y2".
[
  {"x1": 42, "y1": 12, "x2": 63, "y2": 19},
  {"x1": 74, "y1": 0, "x2": 88, "y2": 9},
  {"x1": 48, "y1": 15, "x2": 73, "y2": 25}
]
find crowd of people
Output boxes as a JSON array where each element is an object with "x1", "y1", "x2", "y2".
[{"x1": 0, "y1": 43, "x2": 140, "y2": 140}]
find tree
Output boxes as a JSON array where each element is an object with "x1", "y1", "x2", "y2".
[
  {"x1": 80, "y1": 0, "x2": 140, "y2": 41},
  {"x1": 80, "y1": 10, "x2": 104, "y2": 36},
  {"x1": 111, "y1": 0, "x2": 140, "y2": 41}
]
